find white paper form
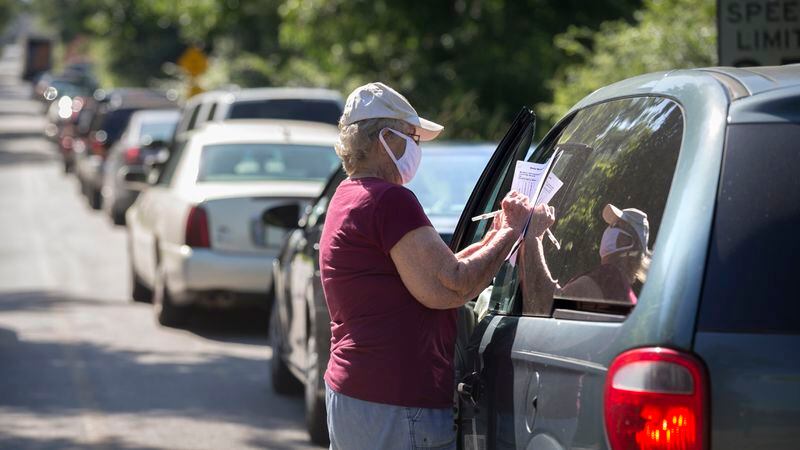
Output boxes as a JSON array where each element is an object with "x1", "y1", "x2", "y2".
[
  {"x1": 510, "y1": 161, "x2": 564, "y2": 206},
  {"x1": 506, "y1": 154, "x2": 564, "y2": 266}
]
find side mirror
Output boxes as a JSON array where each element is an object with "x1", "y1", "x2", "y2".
[
  {"x1": 120, "y1": 167, "x2": 149, "y2": 191},
  {"x1": 143, "y1": 139, "x2": 168, "y2": 150},
  {"x1": 142, "y1": 148, "x2": 169, "y2": 185},
  {"x1": 262, "y1": 203, "x2": 301, "y2": 229},
  {"x1": 143, "y1": 147, "x2": 170, "y2": 167}
]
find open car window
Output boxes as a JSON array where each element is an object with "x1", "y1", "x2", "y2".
[{"x1": 483, "y1": 97, "x2": 683, "y2": 318}]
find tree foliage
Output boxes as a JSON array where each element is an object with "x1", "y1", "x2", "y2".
[
  {"x1": 28, "y1": 0, "x2": 717, "y2": 139},
  {"x1": 541, "y1": 0, "x2": 716, "y2": 127}
]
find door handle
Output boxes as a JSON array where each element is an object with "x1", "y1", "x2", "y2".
[{"x1": 457, "y1": 372, "x2": 482, "y2": 407}]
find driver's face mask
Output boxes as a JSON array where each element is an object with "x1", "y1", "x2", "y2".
[
  {"x1": 378, "y1": 127, "x2": 421, "y2": 184},
  {"x1": 599, "y1": 225, "x2": 636, "y2": 258}
]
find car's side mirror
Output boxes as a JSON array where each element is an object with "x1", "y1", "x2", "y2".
[
  {"x1": 262, "y1": 203, "x2": 301, "y2": 229},
  {"x1": 143, "y1": 139, "x2": 168, "y2": 150},
  {"x1": 120, "y1": 167, "x2": 149, "y2": 191},
  {"x1": 142, "y1": 148, "x2": 170, "y2": 185}
]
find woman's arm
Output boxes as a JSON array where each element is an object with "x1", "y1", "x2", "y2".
[
  {"x1": 518, "y1": 204, "x2": 559, "y2": 313},
  {"x1": 453, "y1": 212, "x2": 503, "y2": 259},
  {"x1": 390, "y1": 191, "x2": 532, "y2": 310}
]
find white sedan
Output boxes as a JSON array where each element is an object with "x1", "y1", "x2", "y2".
[{"x1": 126, "y1": 119, "x2": 341, "y2": 325}]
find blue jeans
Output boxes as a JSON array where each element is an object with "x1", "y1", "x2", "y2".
[{"x1": 326, "y1": 382, "x2": 456, "y2": 450}]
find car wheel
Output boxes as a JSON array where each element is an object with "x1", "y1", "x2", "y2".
[
  {"x1": 130, "y1": 264, "x2": 152, "y2": 303},
  {"x1": 89, "y1": 187, "x2": 102, "y2": 210},
  {"x1": 153, "y1": 263, "x2": 187, "y2": 327},
  {"x1": 111, "y1": 207, "x2": 126, "y2": 226},
  {"x1": 269, "y1": 306, "x2": 302, "y2": 395},
  {"x1": 305, "y1": 328, "x2": 330, "y2": 445}
]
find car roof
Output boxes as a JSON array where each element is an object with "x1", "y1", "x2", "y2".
[
  {"x1": 569, "y1": 64, "x2": 800, "y2": 124},
  {"x1": 129, "y1": 108, "x2": 181, "y2": 121},
  {"x1": 424, "y1": 141, "x2": 496, "y2": 153},
  {"x1": 225, "y1": 87, "x2": 344, "y2": 103},
  {"x1": 96, "y1": 88, "x2": 176, "y2": 110},
  {"x1": 190, "y1": 119, "x2": 339, "y2": 146}
]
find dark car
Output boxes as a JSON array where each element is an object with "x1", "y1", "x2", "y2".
[
  {"x1": 268, "y1": 142, "x2": 493, "y2": 445},
  {"x1": 101, "y1": 108, "x2": 179, "y2": 224},
  {"x1": 448, "y1": 65, "x2": 800, "y2": 449},
  {"x1": 73, "y1": 89, "x2": 175, "y2": 209}
]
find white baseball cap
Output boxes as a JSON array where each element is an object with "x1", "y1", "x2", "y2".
[
  {"x1": 602, "y1": 203, "x2": 650, "y2": 253},
  {"x1": 340, "y1": 82, "x2": 444, "y2": 141}
]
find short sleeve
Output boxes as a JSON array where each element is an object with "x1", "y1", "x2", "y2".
[{"x1": 375, "y1": 186, "x2": 433, "y2": 253}]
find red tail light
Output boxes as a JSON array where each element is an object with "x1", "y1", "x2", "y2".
[
  {"x1": 124, "y1": 146, "x2": 141, "y2": 165},
  {"x1": 185, "y1": 206, "x2": 210, "y2": 248},
  {"x1": 604, "y1": 348, "x2": 707, "y2": 450},
  {"x1": 90, "y1": 138, "x2": 106, "y2": 156}
]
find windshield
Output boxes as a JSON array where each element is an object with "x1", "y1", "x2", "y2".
[
  {"x1": 227, "y1": 99, "x2": 342, "y2": 125},
  {"x1": 99, "y1": 108, "x2": 136, "y2": 145},
  {"x1": 406, "y1": 146, "x2": 494, "y2": 218},
  {"x1": 198, "y1": 143, "x2": 340, "y2": 183},
  {"x1": 139, "y1": 119, "x2": 177, "y2": 144}
]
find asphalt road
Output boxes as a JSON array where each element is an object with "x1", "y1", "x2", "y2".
[{"x1": 0, "y1": 44, "x2": 317, "y2": 450}]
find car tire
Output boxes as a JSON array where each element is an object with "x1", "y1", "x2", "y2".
[
  {"x1": 305, "y1": 329, "x2": 330, "y2": 446},
  {"x1": 111, "y1": 207, "x2": 126, "y2": 226},
  {"x1": 130, "y1": 264, "x2": 152, "y2": 303},
  {"x1": 89, "y1": 187, "x2": 102, "y2": 210},
  {"x1": 153, "y1": 264, "x2": 187, "y2": 327},
  {"x1": 269, "y1": 306, "x2": 302, "y2": 395}
]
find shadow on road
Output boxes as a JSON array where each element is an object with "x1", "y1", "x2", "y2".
[
  {"x1": 0, "y1": 433, "x2": 166, "y2": 450},
  {"x1": 0, "y1": 291, "x2": 117, "y2": 313},
  {"x1": 0, "y1": 319, "x2": 312, "y2": 449}
]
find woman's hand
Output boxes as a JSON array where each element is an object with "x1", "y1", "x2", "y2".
[
  {"x1": 529, "y1": 204, "x2": 556, "y2": 238},
  {"x1": 500, "y1": 190, "x2": 532, "y2": 232}
]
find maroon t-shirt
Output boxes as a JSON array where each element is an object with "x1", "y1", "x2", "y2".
[{"x1": 319, "y1": 177, "x2": 456, "y2": 408}]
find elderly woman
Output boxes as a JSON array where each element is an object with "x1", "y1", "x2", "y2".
[{"x1": 319, "y1": 82, "x2": 532, "y2": 449}]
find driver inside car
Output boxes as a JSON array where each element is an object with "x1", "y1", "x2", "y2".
[{"x1": 520, "y1": 203, "x2": 651, "y2": 311}]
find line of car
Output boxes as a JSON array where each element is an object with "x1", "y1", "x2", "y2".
[
  {"x1": 44, "y1": 63, "x2": 800, "y2": 449},
  {"x1": 44, "y1": 76, "x2": 496, "y2": 445}
]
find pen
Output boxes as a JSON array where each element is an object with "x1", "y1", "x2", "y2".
[{"x1": 471, "y1": 210, "x2": 561, "y2": 250}]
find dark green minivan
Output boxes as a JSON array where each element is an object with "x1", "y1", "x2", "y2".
[{"x1": 452, "y1": 65, "x2": 800, "y2": 450}]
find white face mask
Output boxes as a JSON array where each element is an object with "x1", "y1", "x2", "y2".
[
  {"x1": 379, "y1": 127, "x2": 421, "y2": 184},
  {"x1": 599, "y1": 226, "x2": 636, "y2": 258}
]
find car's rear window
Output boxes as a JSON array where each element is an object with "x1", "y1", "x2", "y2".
[
  {"x1": 98, "y1": 108, "x2": 136, "y2": 145},
  {"x1": 227, "y1": 99, "x2": 342, "y2": 125},
  {"x1": 406, "y1": 146, "x2": 494, "y2": 218},
  {"x1": 698, "y1": 123, "x2": 800, "y2": 334},
  {"x1": 139, "y1": 119, "x2": 177, "y2": 144},
  {"x1": 197, "y1": 143, "x2": 341, "y2": 183}
]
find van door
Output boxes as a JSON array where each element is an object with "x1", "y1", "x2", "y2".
[{"x1": 455, "y1": 97, "x2": 685, "y2": 450}]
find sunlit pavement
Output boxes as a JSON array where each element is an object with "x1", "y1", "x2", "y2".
[{"x1": 0, "y1": 44, "x2": 317, "y2": 450}]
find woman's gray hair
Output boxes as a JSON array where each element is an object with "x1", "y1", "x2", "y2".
[{"x1": 335, "y1": 117, "x2": 412, "y2": 175}]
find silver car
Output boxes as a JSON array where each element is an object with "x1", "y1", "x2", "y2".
[{"x1": 126, "y1": 119, "x2": 341, "y2": 326}]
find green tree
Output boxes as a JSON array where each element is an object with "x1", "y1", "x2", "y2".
[
  {"x1": 0, "y1": 0, "x2": 18, "y2": 35},
  {"x1": 541, "y1": 0, "x2": 716, "y2": 128},
  {"x1": 278, "y1": 0, "x2": 642, "y2": 140}
]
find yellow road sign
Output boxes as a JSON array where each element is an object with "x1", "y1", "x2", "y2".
[{"x1": 178, "y1": 47, "x2": 208, "y2": 77}]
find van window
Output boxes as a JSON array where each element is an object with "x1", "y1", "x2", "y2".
[
  {"x1": 698, "y1": 123, "x2": 800, "y2": 334},
  {"x1": 206, "y1": 102, "x2": 218, "y2": 122},
  {"x1": 185, "y1": 104, "x2": 202, "y2": 131},
  {"x1": 487, "y1": 97, "x2": 683, "y2": 317},
  {"x1": 227, "y1": 99, "x2": 342, "y2": 125}
]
